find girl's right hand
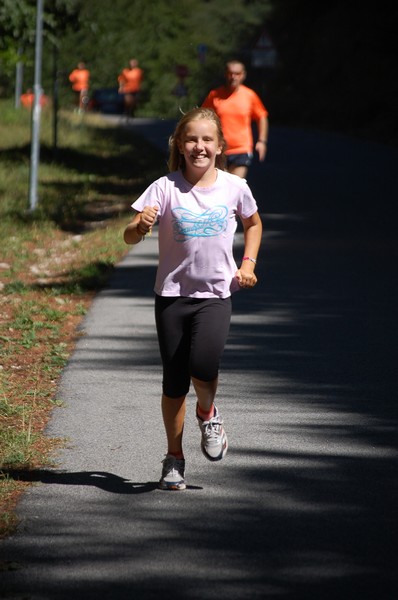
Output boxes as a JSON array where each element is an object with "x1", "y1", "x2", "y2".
[{"x1": 139, "y1": 205, "x2": 159, "y2": 234}]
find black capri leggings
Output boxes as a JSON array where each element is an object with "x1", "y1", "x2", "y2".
[{"x1": 155, "y1": 295, "x2": 232, "y2": 398}]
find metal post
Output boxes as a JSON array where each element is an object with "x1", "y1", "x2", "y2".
[{"x1": 28, "y1": 0, "x2": 44, "y2": 212}]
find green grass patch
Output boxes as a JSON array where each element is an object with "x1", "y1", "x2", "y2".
[{"x1": 0, "y1": 97, "x2": 165, "y2": 537}]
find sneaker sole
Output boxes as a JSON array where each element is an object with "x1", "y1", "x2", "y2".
[
  {"x1": 201, "y1": 434, "x2": 228, "y2": 462},
  {"x1": 158, "y1": 481, "x2": 186, "y2": 491}
]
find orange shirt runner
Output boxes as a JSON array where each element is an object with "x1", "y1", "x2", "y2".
[
  {"x1": 118, "y1": 67, "x2": 143, "y2": 94},
  {"x1": 69, "y1": 68, "x2": 90, "y2": 92},
  {"x1": 202, "y1": 85, "x2": 268, "y2": 155},
  {"x1": 20, "y1": 91, "x2": 49, "y2": 109}
]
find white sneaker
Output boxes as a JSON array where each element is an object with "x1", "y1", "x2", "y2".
[
  {"x1": 197, "y1": 406, "x2": 228, "y2": 461},
  {"x1": 159, "y1": 455, "x2": 186, "y2": 491}
]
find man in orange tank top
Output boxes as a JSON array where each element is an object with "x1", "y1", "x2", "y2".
[
  {"x1": 202, "y1": 60, "x2": 269, "y2": 178},
  {"x1": 118, "y1": 58, "x2": 144, "y2": 117},
  {"x1": 69, "y1": 62, "x2": 90, "y2": 111}
]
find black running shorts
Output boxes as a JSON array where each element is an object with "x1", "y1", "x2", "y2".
[{"x1": 155, "y1": 295, "x2": 232, "y2": 398}]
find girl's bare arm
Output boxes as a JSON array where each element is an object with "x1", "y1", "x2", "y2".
[
  {"x1": 235, "y1": 212, "x2": 262, "y2": 287},
  {"x1": 124, "y1": 206, "x2": 158, "y2": 245}
]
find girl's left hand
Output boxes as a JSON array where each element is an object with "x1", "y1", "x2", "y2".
[{"x1": 235, "y1": 269, "x2": 257, "y2": 288}]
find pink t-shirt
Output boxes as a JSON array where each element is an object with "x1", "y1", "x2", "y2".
[{"x1": 132, "y1": 169, "x2": 258, "y2": 298}]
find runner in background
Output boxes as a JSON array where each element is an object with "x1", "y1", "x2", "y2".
[
  {"x1": 68, "y1": 62, "x2": 90, "y2": 112},
  {"x1": 202, "y1": 60, "x2": 269, "y2": 179},
  {"x1": 118, "y1": 58, "x2": 143, "y2": 117},
  {"x1": 20, "y1": 89, "x2": 49, "y2": 109}
]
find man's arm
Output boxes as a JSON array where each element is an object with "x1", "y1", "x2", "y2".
[{"x1": 255, "y1": 115, "x2": 269, "y2": 162}]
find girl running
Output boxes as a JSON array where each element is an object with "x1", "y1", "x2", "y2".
[{"x1": 124, "y1": 107, "x2": 262, "y2": 490}]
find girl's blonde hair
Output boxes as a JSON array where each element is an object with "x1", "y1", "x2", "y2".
[{"x1": 168, "y1": 107, "x2": 227, "y2": 172}]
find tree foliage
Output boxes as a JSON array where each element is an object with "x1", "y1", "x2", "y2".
[
  {"x1": 0, "y1": 0, "x2": 81, "y2": 83},
  {"x1": 57, "y1": 0, "x2": 272, "y2": 115},
  {"x1": 0, "y1": 0, "x2": 271, "y2": 115}
]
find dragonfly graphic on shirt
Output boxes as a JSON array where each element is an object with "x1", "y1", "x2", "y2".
[{"x1": 172, "y1": 206, "x2": 229, "y2": 240}]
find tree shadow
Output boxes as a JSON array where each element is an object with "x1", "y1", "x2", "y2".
[{"x1": 4, "y1": 260, "x2": 124, "y2": 294}]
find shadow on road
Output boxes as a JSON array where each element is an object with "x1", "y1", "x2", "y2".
[{"x1": 2, "y1": 469, "x2": 203, "y2": 494}]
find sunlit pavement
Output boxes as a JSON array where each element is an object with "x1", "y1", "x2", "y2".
[{"x1": 1, "y1": 122, "x2": 397, "y2": 600}]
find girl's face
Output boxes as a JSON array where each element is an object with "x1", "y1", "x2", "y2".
[{"x1": 178, "y1": 119, "x2": 222, "y2": 174}]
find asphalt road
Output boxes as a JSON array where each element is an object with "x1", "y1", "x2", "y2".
[{"x1": 1, "y1": 119, "x2": 397, "y2": 599}]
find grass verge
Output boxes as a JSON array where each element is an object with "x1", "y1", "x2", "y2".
[{"x1": 0, "y1": 100, "x2": 165, "y2": 538}]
